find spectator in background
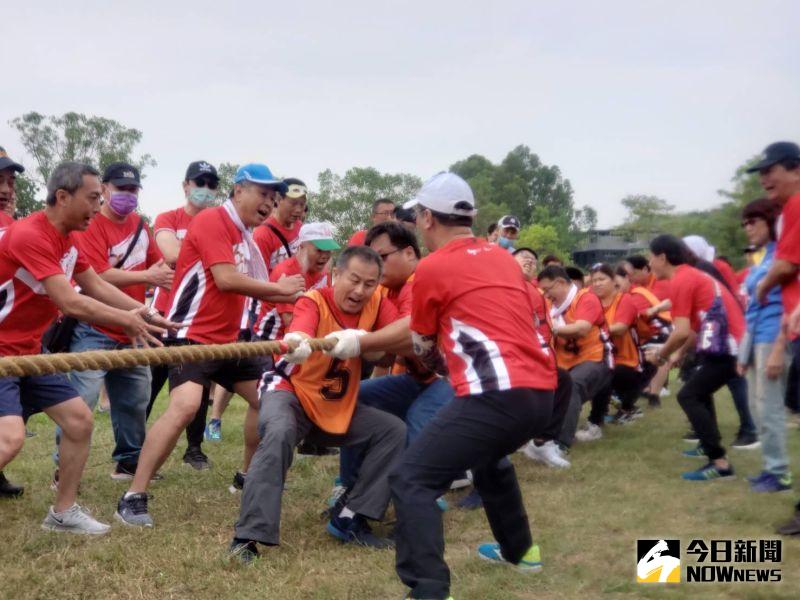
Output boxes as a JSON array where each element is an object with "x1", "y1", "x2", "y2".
[
  {"x1": 486, "y1": 222, "x2": 499, "y2": 243},
  {"x1": 496, "y1": 215, "x2": 521, "y2": 252},
  {"x1": 512, "y1": 247, "x2": 538, "y2": 284},
  {"x1": 394, "y1": 206, "x2": 417, "y2": 233},
  {"x1": 565, "y1": 266, "x2": 586, "y2": 289},
  {"x1": 542, "y1": 254, "x2": 563, "y2": 268},
  {"x1": 738, "y1": 198, "x2": 791, "y2": 494},
  {"x1": 683, "y1": 235, "x2": 742, "y2": 305},
  {"x1": 0, "y1": 147, "x2": 23, "y2": 233},
  {"x1": 348, "y1": 198, "x2": 395, "y2": 246},
  {"x1": 626, "y1": 254, "x2": 671, "y2": 302}
]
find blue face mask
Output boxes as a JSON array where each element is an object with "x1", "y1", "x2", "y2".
[
  {"x1": 498, "y1": 236, "x2": 514, "y2": 249},
  {"x1": 188, "y1": 187, "x2": 218, "y2": 208}
]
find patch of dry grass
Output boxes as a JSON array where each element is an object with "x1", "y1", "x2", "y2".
[{"x1": 2, "y1": 388, "x2": 800, "y2": 599}]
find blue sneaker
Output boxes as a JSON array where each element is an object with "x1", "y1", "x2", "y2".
[
  {"x1": 205, "y1": 419, "x2": 221, "y2": 442},
  {"x1": 681, "y1": 462, "x2": 735, "y2": 481},
  {"x1": 747, "y1": 471, "x2": 771, "y2": 485},
  {"x1": 751, "y1": 473, "x2": 792, "y2": 493},
  {"x1": 477, "y1": 542, "x2": 543, "y2": 572},
  {"x1": 682, "y1": 445, "x2": 706, "y2": 459},
  {"x1": 436, "y1": 496, "x2": 449, "y2": 511}
]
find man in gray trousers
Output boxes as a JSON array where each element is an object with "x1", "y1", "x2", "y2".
[{"x1": 229, "y1": 246, "x2": 406, "y2": 562}]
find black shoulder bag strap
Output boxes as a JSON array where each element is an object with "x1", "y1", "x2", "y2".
[
  {"x1": 115, "y1": 217, "x2": 146, "y2": 268},
  {"x1": 267, "y1": 223, "x2": 292, "y2": 259}
]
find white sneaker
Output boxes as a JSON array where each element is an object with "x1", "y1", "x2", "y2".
[
  {"x1": 523, "y1": 440, "x2": 571, "y2": 469},
  {"x1": 450, "y1": 470, "x2": 472, "y2": 490},
  {"x1": 42, "y1": 503, "x2": 111, "y2": 535},
  {"x1": 660, "y1": 387, "x2": 670, "y2": 397},
  {"x1": 575, "y1": 423, "x2": 603, "y2": 442}
]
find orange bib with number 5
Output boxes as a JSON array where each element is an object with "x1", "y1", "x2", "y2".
[{"x1": 291, "y1": 289, "x2": 382, "y2": 434}]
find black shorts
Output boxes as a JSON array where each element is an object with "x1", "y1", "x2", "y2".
[{"x1": 166, "y1": 340, "x2": 272, "y2": 393}]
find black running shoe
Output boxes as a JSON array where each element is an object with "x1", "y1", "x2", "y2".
[
  {"x1": 456, "y1": 488, "x2": 483, "y2": 510},
  {"x1": 732, "y1": 432, "x2": 760, "y2": 450},
  {"x1": 182, "y1": 446, "x2": 210, "y2": 470},
  {"x1": 682, "y1": 429, "x2": 699, "y2": 443},
  {"x1": 643, "y1": 393, "x2": 661, "y2": 408},
  {"x1": 0, "y1": 471, "x2": 23, "y2": 498},
  {"x1": 229, "y1": 538, "x2": 260, "y2": 565},
  {"x1": 229, "y1": 471, "x2": 246, "y2": 494},
  {"x1": 297, "y1": 441, "x2": 339, "y2": 456}
]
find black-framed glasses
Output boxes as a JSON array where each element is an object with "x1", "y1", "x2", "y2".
[
  {"x1": 193, "y1": 177, "x2": 219, "y2": 190},
  {"x1": 378, "y1": 248, "x2": 401, "y2": 261}
]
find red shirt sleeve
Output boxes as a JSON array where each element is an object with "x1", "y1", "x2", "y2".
[
  {"x1": 394, "y1": 283, "x2": 413, "y2": 317},
  {"x1": 287, "y1": 296, "x2": 320, "y2": 337},
  {"x1": 669, "y1": 271, "x2": 694, "y2": 320},
  {"x1": 777, "y1": 197, "x2": 800, "y2": 265},
  {"x1": 10, "y1": 226, "x2": 69, "y2": 280},
  {"x1": 574, "y1": 293, "x2": 603, "y2": 326},
  {"x1": 348, "y1": 230, "x2": 367, "y2": 247},
  {"x1": 410, "y1": 260, "x2": 441, "y2": 336},
  {"x1": 0, "y1": 212, "x2": 13, "y2": 228},
  {"x1": 199, "y1": 213, "x2": 236, "y2": 268},
  {"x1": 145, "y1": 223, "x2": 162, "y2": 267},
  {"x1": 153, "y1": 210, "x2": 176, "y2": 234},
  {"x1": 628, "y1": 291, "x2": 651, "y2": 314},
  {"x1": 614, "y1": 294, "x2": 638, "y2": 326},
  {"x1": 75, "y1": 222, "x2": 113, "y2": 274},
  {"x1": 375, "y1": 297, "x2": 400, "y2": 329}
]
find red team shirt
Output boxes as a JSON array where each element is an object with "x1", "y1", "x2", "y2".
[
  {"x1": 347, "y1": 229, "x2": 367, "y2": 247},
  {"x1": 775, "y1": 193, "x2": 800, "y2": 329},
  {"x1": 0, "y1": 212, "x2": 13, "y2": 232},
  {"x1": 411, "y1": 237, "x2": 556, "y2": 397},
  {"x1": 166, "y1": 206, "x2": 250, "y2": 345},
  {"x1": 76, "y1": 212, "x2": 161, "y2": 343},
  {"x1": 0, "y1": 212, "x2": 91, "y2": 356},
  {"x1": 152, "y1": 207, "x2": 195, "y2": 314},
  {"x1": 526, "y1": 281, "x2": 552, "y2": 346},
  {"x1": 669, "y1": 264, "x2": 745, "y2": 354},
  {"x1": 646, "y1": 273, "x2": 671, "y2": 301},
  {"x1": 254, "y1": 256, "x2": 330, "y2": 340},
  {"x1": 254, "y1": 216, "x2": 302, "y2": 269}
]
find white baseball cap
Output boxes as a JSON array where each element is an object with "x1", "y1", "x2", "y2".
[
  {"x1": 403, "y1": 172, "x2": 477, "y2": 217},
  {"x1": 298, "y1": 222, "x2": 340, "y2": 251}
]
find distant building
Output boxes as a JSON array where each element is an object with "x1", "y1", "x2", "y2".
[{"x1": 572, "y1": 229, "x2": 651, "y2": 269}]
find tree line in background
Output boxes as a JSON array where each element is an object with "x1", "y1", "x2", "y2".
[{"x1": 8, "y1": 111, "x2": 760, "y2": 265}]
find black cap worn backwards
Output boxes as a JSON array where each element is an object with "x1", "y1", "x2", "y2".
[
  {"x1": 102, "y1": 162, "x2": 141, "y2": 187},
  {"x1": 185, "y1": 160, "x2": 218, "y2": 181},
  {"x1": 746, "y1": 142, "x2": 800, "y2": 173},
  {"x1": 0, "y1": 147, "x2": 25, "y2": 173}
]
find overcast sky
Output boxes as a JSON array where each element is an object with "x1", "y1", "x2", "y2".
[{"x1": 2, "y1": 1, "x2": 798, "y2": 227}]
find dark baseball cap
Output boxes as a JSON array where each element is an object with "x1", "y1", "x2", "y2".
[
  {"x1": 185, "y1": 160, "x2": 218, "y2": 181},
  {"x1": 102, "y1": 162, "x2": 141, "y2": 187},
  {"x1": 498, "y1": 215, "x2": 521, "y2": 231},
  {"x1": 746, "y1": 142, "x2": 800, "y2": 173},
  {"x1": 0, "y1": 147, "x2": 25, "y2": 173}
]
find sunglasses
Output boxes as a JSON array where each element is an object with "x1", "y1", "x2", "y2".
[{"x1": 193, "y1": 177, "x2": 219, "y2": 190}]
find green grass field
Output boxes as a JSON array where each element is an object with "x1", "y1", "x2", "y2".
[{"x1": 2, "y1": 387, "x2": 800, "y2": 599}]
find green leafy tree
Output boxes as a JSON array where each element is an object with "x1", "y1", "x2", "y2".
[
  {"x1": 516, "y1": 223, "x2": 569, "y2": 261},
  {"x1": 12, "y1": 172, "x2": 42, "y2": 217},
  {"x1": 619, "y1": 194, "x2": 675, "y2": 234},
  {"x1": 9, "y1": 111, "x2": 156, "y2": 186},
  {"x1": 310, "y1": 167, "x2": 422, "y2": 242},
  {"x1": 216, "y1": 162, "x2": 240, "y2": 198}
]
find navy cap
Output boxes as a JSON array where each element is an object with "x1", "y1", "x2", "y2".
[
  {"x1": 498, "y1": 215, "x2": 521, "y2": 231},
  {"x1": 0, "y1": 147, "x2": 24, "y2": 173},
  {"x1": 746, "y1": 142, "x2": 800, "y2": 173},
  {"x1": 185, "y1": 160, "x2": 218, "y2": 181},
  {"x1": 102, "y1": 162, "x2": 141, "y2": 187}
]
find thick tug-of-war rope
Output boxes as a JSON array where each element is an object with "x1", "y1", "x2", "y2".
[{"x1": 0, "y1": 338, "x2": 336, "y2": 378}]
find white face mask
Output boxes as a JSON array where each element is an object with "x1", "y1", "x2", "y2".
[{"x1": 188, "y1": 187, "x2": 218, "y2": 208}]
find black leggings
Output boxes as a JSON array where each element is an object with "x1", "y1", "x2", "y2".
[{"x1": 589, "y1": 365, "x2": 643, "y2": 425}]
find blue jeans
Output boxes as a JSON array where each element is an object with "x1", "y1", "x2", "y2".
[
  {"x1": 339, "y1": 375, "x2": 454, "y2": 489},
  {"x1": 727, "y1": 375, "x2": 757, "y2": 436},
  {"x1": 746, "y1": 343, "x2": 790, "y2": 475},
  {"x1": 54, "y1": 322, "x2": 151, "y2": 465}
]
